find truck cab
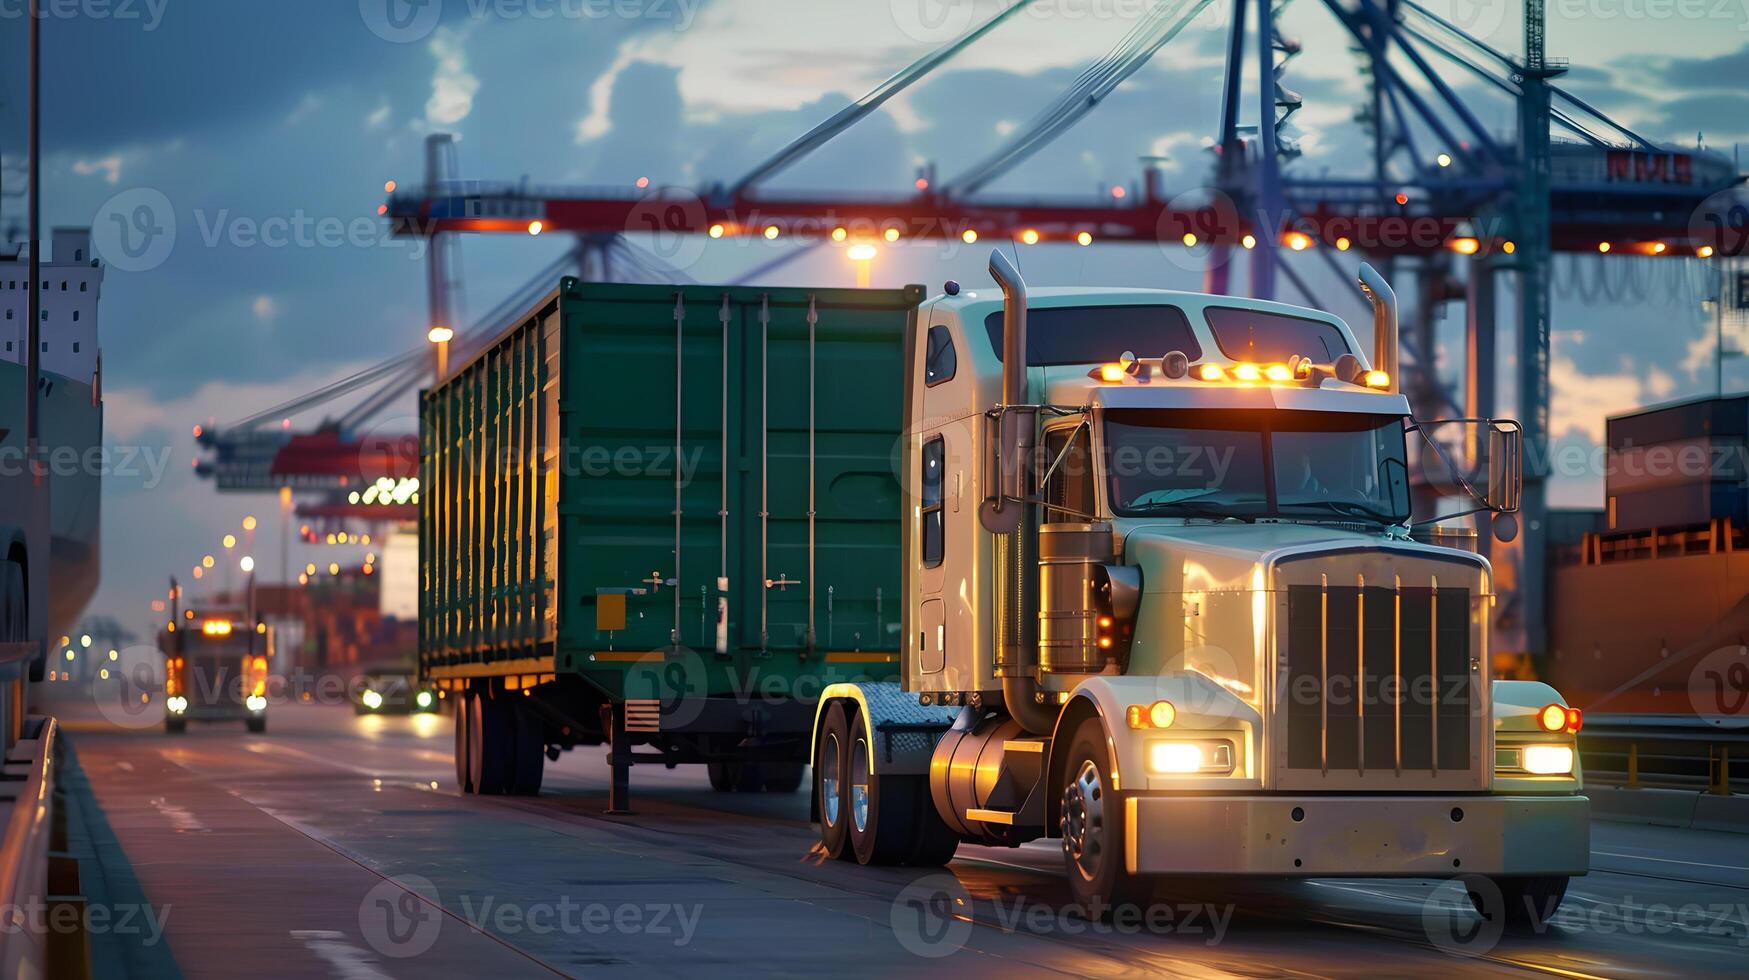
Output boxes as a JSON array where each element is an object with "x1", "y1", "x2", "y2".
[
  {"x1": 813, "y1": 255, "x2": 1587, "y2": 929},
  {"x1": 161, "y1": 608, "x2": 272, "y2": 734}
]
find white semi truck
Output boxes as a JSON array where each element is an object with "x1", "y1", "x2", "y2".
[{"x1": 812, "y1": 252, "x2": 1588, "y2": 927}]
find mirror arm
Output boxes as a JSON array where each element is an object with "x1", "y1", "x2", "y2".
[{"x1": 1409, "y1": 419, "x2": 1494, "y2": 510}]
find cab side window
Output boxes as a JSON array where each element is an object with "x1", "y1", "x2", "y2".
[
  {"x1": 922, "y1": 437, "x2": 945, "y2": 566},
  {"x1": 925, "y1": 325, "x2": 956, "y2": 387},
  {"x1": 1042, "y1": 426, "x2": 1095, "y2": 524}
]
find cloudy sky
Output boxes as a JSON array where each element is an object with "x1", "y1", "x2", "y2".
[{"x1": 0, "y1": 0, "x2": 1744, "y2": 638}]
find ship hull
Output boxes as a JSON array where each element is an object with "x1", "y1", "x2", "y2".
[{"x1": 0, "y1": 359, "x2": 102, "y2": 641}]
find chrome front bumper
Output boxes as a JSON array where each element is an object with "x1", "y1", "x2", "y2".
[{"x1": 1126, "y1": 794, "x2": 1589, "y2": 877}]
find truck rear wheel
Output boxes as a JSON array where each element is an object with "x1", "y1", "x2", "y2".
[
  {"x1": 510, "y1": 699, "x2": 545, "y2": 796},
  {"x1": 815, "y1": 702, "x2": 853, "y2": 860},
  {"x1": 1060, "y1": 718, "x2": 1149, "y2": 918},
  {"x1": 468, "y1": 690, "x2": 517, "y2": 795},
  {"x1": 453, "y1": 692, "x2": 474, "y2": 792},
  {"x1": 848, "y1": 728, "x2": 930, "y2": 866}
]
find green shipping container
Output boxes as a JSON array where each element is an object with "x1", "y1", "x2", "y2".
[{"x1": 420, "y1": 279, "x2": 924, "y2": 709}]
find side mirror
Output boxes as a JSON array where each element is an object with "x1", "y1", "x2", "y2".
[{"x1": 1486, "y1": 420, "x2": 1522, "y2": 514}]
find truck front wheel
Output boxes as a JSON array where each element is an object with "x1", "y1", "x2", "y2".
[
  {"x1": 815, "y1": 702, "x2": 853, "y2": 860},
  {"x1": 1060, "y1": 718, "x2": 1149, "y2": 918},
  {"x1": 1469, "y1": 875, "x2": 1570, "y2": 931}
]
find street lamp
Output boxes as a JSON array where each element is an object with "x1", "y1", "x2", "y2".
[
  {"x1": 429, "y1": 325, "x2": 454, "y2": 379},
  {"x1": 847, "y1": 243, "x2": 877, "y2": 288}
]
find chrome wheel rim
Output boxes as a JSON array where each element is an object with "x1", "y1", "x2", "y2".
[
  {"x1": 850, "y1": 736, "x2": 871, "y2": 833},
  {"x1": 821, "y1": 732, "x2": 842, "y2": 829},
  {"x1": 1062, "y1": 759, "x2": 1106, "y2": 882}
]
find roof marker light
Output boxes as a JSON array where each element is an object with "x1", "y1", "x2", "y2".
[
  {"x1": 1364, "y1": 370, "x2": 1391, "y2": 390},
  {"x1": 1199, "y1": 364, "x2": 1226, "y2": 382},
  {"x1": 1233, "y1": 363, "x2": 1262, "y2": 382}
]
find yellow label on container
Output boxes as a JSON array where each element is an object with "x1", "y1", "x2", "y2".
[{"x1": 596, "y1": 593, "x2": 627, "y2": 632}]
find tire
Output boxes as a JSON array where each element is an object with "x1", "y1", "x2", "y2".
[
  {"x1": 468, "y1": 690, "x2": 517, "y2": 795},
  {"x1": 1470, "y1": 875, "x2": 1570, "y2": 932},
  {"x1": 815, "y1": 702, "x2": 853, "y2": 860},
  {"x1": 3, "y1": 561, "x2": 39, "y2": 684},
  {"x1": 246, "y1": 716, "x2": 266, "y2": 734},
  {"x1": 707, "y1": 760, "x2": 741, "y2": 792},
  {"x1": 164, "y1": 717, "x2": 186, "y2": 735},
  {"x1": 510, "y1": 699, "x2": 545, "y2": 796},
  {"x1": 1060, "y1": 717, "x2": 1149, "y2": 918},
  {"x1": 848, "y1": 726, "x2": 924, "y2": 866},
  {"x1": 453, "y1": 691, "x2": 474, "y2": 793},
  {"x1": 905, "y1": 783, "x2": 960, "y2": 867}
]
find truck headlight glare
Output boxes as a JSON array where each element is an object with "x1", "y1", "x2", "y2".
[
  {"x1": 1146, "y1": 739, "x2": 1234, "y2": 775},
  {"x1": 166, "y1": 696, "x2": 188, "y2": 714},
  {"x1": 1520, "y1": 744, "x2": 1575, "y2": 775},
  {"x1": 246, "y1": 695, "x2": 268, "y2": 712},
  {"x1": 416, "y1": 691, "x2": 434, "y2": 709},
  {"x1": 362, "y1": 690, "x2": 384, "y2": 710}
]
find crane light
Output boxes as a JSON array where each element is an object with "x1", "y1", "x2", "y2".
[
  {"x1": 1076, "y1": 231, "x2": 1093, "y2": 246},
  {"x1": 1285, "y1": 232, "x2": 1310, "y2": 251},
  {"x1": 847, "y1": 244, "x2": 878, "y2": 262},
  {"x1": 883, "y1": 228, "x2": 901, "y2": 243},
  {"x1": 428, "y1": 325, "x2": 455, "y2": 344},
  {"x1": 1699, "y1": 245, "x2": 1715, "y2": 258},
  {"x1": 962, "y1": 229, "x2": 978, "y2": 244},
  {"x1": 527, "y1": 220, "x2": 544, "y2": 236},
  {"x1": 1181, "y1": 232, "x2": 1197, "y2": 247},
  {"x1": 1335, "y1": 236, "x2": 1352, "y2": 251},
  {"x1": 709, "y1": 224, "x2": 726, "y2": 239},
  {"x1": 1240, "y1": 234, "x2": 1256, "y2": 250},
  {"x1": 1597, "y1": 241, "x2": 1611, "y2": 253},
  {"x1": 1449, "y1": 237, "x2": 1480, "y2": 255},
  {"x1": 763, "y1": 225, "x2": 781, "y2": 240},
  {"x1": 1020, "y1": 229, "x2": 1040, "y2": 245}
]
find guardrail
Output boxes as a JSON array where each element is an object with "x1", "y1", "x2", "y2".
[
  {"x1": 1579, "y1": 714, "x2": 1745, "y2": 794},
  {"x1": 0, "y1": 639, "x2": 86, "y2": 978}
]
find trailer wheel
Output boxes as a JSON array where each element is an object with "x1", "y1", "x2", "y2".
[
  {"x1": 509, "y1": 699, "x2": 545, "y2": 796},
  {"x1": 847, "y1": 728, "x2": 922, "y2": 866},
  {"x1": 1469, "y1": 875, "x2": 1570, "y2": 931},
  {"x1": 453, "y1": 691, "x2": 474, "y2": 793},
  {"x1": 706, "y1": 760, "x2": 741, "y2": 792},
  {"x1": 468, "y1": 690, "x2": 517, "y2": 795},
  {"x1": 815, "y1": 702, "x2": 853, "y2": 860},
  {"x1": 1060, "y1": 718, "x2": 1149, "y2": 918}
]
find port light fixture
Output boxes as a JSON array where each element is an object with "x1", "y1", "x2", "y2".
[{"x1": 428, "y1": 325, "x2": 455, "y2": 344}]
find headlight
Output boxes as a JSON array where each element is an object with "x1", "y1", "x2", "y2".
[
  {"x1": 361, "y1": 690, "x2": 384, "y2": 710},
  {"x1": 1520, "y1": 744, "x2": 1575, "y2": 775},
  {"x1": 166, "y1": 696, "x2": 188, "y2": 714},
  {"x1": 415, "y1": 691, "x2": 434, "y2": 709},
  {"x1": 1146, "y1": 739, "x2": 1235, "y2": 775},
  {"x1": 245, "y1": 695, "x2": 268, "y2": 712}
]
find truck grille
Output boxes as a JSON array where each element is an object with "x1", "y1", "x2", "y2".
[{"x1": 1284, "y1": 576, "x2": 1472, "y2": 777}]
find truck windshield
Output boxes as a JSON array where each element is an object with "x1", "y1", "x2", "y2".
[{"x1": 1103, "y1": 408, "x2": 1410, "y2": 524}]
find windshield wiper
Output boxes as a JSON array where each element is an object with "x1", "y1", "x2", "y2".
[
  {"x1": 1122, "y1": 501, "x2": 1257, "y2": 521},
  {"x1": 1280, "y1": 500, "x2": 1403, "y2": 525}
]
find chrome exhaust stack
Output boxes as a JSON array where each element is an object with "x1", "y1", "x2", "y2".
[
  {"x1": 1357, "y1": 262, "x2": 1398, "y2": 392},
  {"x1": 983, "y1": 250, "x2": 1055, "y2": 735}
]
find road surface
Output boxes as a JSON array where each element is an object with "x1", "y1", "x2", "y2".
[{"x1": 39, "y1": 687, "x2": 1749, "y2": 979}]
